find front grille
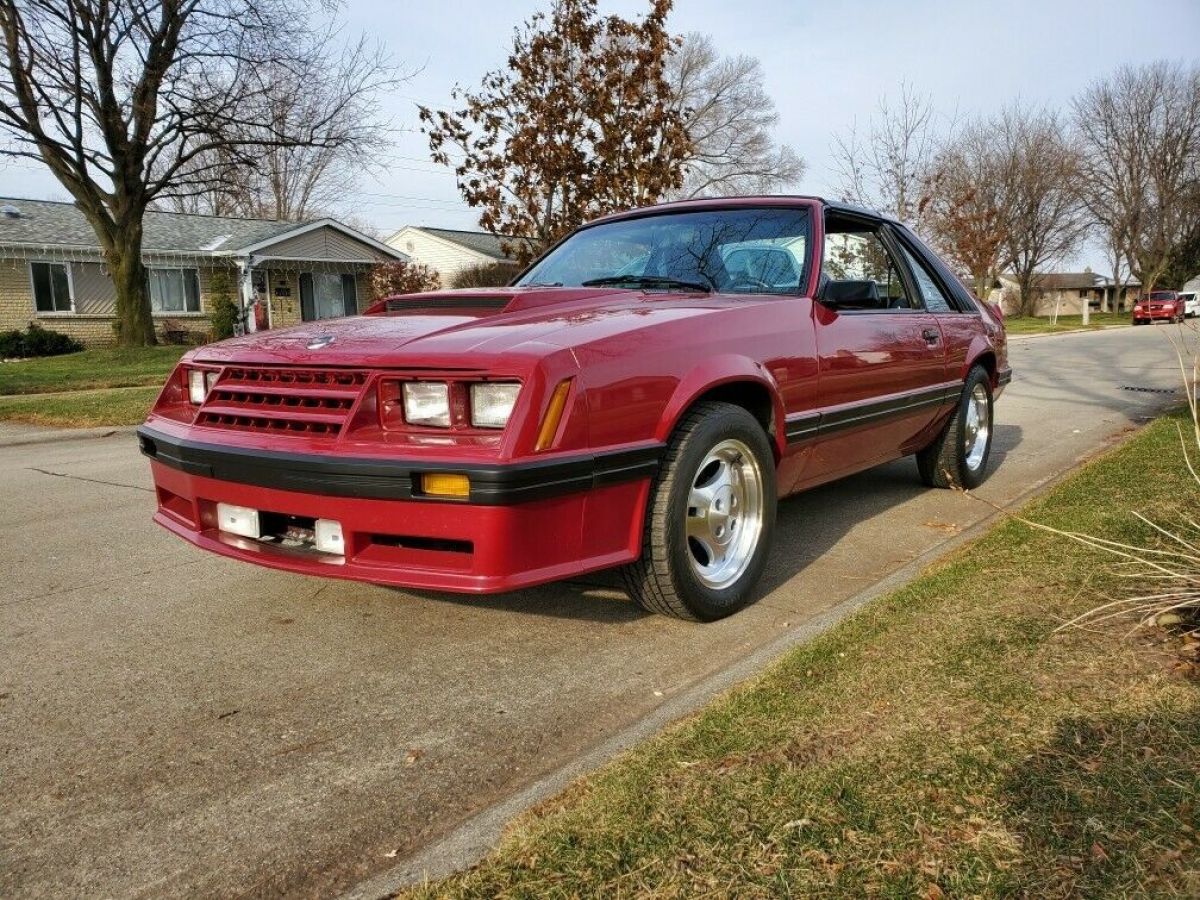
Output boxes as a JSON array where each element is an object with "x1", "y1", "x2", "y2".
[{"x1": 197, "y1": 367, "x2": 367, "y2": 437}]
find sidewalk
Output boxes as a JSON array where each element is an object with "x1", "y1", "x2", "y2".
[{"x1": 0, "y1": 421, "x2": 136, "y2": 448}]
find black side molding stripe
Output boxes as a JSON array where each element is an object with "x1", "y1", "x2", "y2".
[
  {"x1": 784, "y1": 381, "x2": 962, "y2": 446},
  {"x1": 784, "y1": 413, "x2": 820, "y2": 444},
  {"x1": 138, "y1": 425, "x2": 663, "y2": 505}
]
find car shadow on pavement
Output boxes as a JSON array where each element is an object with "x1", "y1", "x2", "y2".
[{"x1": 390, "y1": 423, "x2": 1026, "y2": 623}]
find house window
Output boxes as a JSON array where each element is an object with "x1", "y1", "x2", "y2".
[
  {"x1": 31, "y1": 262, "x2": 72, "y2": 313},
  {"x1": 1078, "y1": 288, "x2": 1089, "y2": 298},
  {"x1": 299, "y1": 272, "x2": 357, "y2": 321},
  {"x1": 148, "y1": 267, "x2": 201, "y2": 313}
]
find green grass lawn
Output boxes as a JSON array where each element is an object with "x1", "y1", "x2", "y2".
[
  {"x1": 0, "y1": 385, "x2": 161, "y2": 427},
  {"x1": 0, "y1": 346, "x2": 186, "y2": 395},
  {"x1": 408, "y1": 411, "x2": 1200, "y2": 898},
  {"x1": 1004, "y1": 312, "x2": 1131, "y2": 335}
]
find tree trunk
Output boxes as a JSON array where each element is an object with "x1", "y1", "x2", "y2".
[
  {"x1": 107, "y1": 225, "x2": 156, "y2": 347},
  {"x1": 1017, "y1": 272, "x2": 1038, "y2": 317},
  {"x1": 972, "y1": 270, "x2": 989, "y2": 300}
]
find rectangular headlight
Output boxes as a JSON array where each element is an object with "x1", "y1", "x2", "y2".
[
  {"x1": 215, "y1": 503, "x2": 260, "y2": 539},
  {"x1": 470, "y1": 383, "x2": 521, "y2": 429},
  {"x1": 403, "y1": 381, "x2": 451, "y2": 427}
]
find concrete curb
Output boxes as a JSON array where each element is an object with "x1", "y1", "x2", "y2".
[
  {"x1": 339, "y1": 456, "x2": 1097, "y2": 900},
  {"x1": 1006, "y1": 324, "x2": 1130, "y2": 342},
  {"x1": 0, "y1": 424, "x2": 137, "y2": 448}
]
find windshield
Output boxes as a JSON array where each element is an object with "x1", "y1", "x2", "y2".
[
  {"x1": 1149, "y1": 291, "x2": 1177, "y2": 300},
  {"x1": 517, "y1": 207, "x2": 812, "y2": 295}
]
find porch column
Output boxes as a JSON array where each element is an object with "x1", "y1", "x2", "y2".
[{"x1": 239, "y1": 258, "x2": 256, "y2": 333}]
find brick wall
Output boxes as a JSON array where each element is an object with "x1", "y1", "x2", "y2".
[
  {"x1": 2, "y1": 255, "x2": 381, "y2": 346},
  {"x1": 268, "y1": 269, "x2": 302, "y2": 328},
  {"x1": 0, "y1": 255, "x2": 242, "y2": 347}
]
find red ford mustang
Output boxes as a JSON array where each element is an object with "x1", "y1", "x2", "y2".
[{"x1": 139, "y1": 197, "x2": 1010, "y2": 621}]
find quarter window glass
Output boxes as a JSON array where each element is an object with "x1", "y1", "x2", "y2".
[
  {"x1": 822, "y1": 230, "x2": 913, "y2": 309},
  {"x1": 31, "y1": 261, "x2": 72, "y2": 312},
  {"x1": 148, "y1": 268, "x2": 200, "y2": 313},
  {"x1": 898, "y1": 245, "x2": 955, "y2": 313}
]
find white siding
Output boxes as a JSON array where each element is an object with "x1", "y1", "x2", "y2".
[{"x1": 385, "y1": 227, "x2": 492, "y2": 281}]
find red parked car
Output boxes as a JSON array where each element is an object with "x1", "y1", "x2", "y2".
[
  {"x1": 1133, "y1": 290, "x2": 1185, "y2": 324},
  {"x1": 139, "y1": 197, "x2": 1010, "y2": 621}
]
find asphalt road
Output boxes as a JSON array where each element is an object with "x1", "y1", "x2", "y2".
[{"x1": 0, "y1": 325, "x2": 1187, "y2": 898}]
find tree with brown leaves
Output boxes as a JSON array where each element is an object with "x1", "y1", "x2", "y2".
[
  {"x1": 420, "y1": 0, "x2": 691, "y2": 266},
  {"x1": 923, "y1": 119, "x2": 1009, "y2": 297},
  {"x1": 994, "y1": 106, "x2": 1088, "y2": 316}
]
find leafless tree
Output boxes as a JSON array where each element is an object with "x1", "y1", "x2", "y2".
[
  {"x1": 831, "y1": 84, "x2": 943, "y2": 229},
  {"x1": 1073, "y1": 62, "x2": 1200, "y2": 293},
  {"x1": 164, "y1": 57, "x2": 398, "y2": 222},
  {"x1": 994, "y1": 106, "x2": 1089, "y2": 316},
  {"x1": 1101, "y1": 235, "x2": 1132, "y2": 312},
  {"x1": 665, "y1": 33, "x2": 805, "y2": 198},
  {"x1": 0, "y1": 0, "x2": 399, "y2": 345},
  {"x1": 923, "y1": 118, "x2": 1009, "y2": 297}
]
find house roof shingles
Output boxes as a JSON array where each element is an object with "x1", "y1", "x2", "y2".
[
  {"x1": 417, "y1": 227, "x2": 527, "y2": 261},
  {"x1": 0, "y1": 196, "x2": 303, "y2": 253}
]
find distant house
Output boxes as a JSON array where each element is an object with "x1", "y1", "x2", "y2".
[
  {"x1": 385, "y1": 226, "x2": 524, "y2": 283},
  {"x1": 989, "y1": 271, "x2": 1141, "y2": 316},
  {"x1": 0, "y1": 197, "x2": 406, "y2": 346}
]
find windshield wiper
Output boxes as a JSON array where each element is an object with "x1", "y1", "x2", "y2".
[{"x1": 581, "y1": 274, "x2": 712, "y2": 293}]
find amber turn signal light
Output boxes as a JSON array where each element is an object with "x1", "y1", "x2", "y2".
[
  {"x1": 420, "y1": 472, "x2": 470, "y2": 498},
  {"x1": 535, "y1": 379, "x2": 573, "y2": 451}
]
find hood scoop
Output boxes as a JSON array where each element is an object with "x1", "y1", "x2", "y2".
[
  {"x1": 382, "y1": 294, "x2": 513, "y2": 314},
  {"x1": 373, "y1": 286, "x2": 633, "y2": 319}
]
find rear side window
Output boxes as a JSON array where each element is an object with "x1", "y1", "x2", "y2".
[
  {"x1": 822, "y1": 227, "x2": 915, "y2": 309},
  {"x1": 897, "y1": 244, "x2": 955, "y2": 313}
]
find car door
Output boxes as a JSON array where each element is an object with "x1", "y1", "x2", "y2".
[
  {"x1": 803, "y1": 217, "x2": 948, "y2": 485},
  {"x1": 891, "y1": 229, "x2": 976, "y2": 388}
]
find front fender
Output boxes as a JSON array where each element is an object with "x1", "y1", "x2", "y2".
[{"x1": 655, "y1": 354, "x2": 787, "y2": 457}]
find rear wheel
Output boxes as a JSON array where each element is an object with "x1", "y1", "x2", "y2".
[
  {"x1": 916, "y1": 366, "x2": 994, "y2": 490},
  {"x1": 621, "y1": 401, "x2": 777, "y2": 621}
]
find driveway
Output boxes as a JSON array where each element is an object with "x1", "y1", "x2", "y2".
[{"x1": 0, "y1": 325, "x2": 1185, "y2": 898}]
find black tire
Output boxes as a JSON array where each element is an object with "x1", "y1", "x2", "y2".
[
  {"x1": 916, "y1": 366, "x2": 994, "y2": 490},
  {"x1": 621, "y1": 401, "x2": 777, "y2": 621}
]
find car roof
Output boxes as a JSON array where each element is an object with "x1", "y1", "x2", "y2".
[{"x1": 584, "y1": 195, "x2": 890, "y2": 229}]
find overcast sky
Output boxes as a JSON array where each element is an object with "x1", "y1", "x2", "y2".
[{"x1": 1, "y1": 0, "x2": 1197, "y2": 268}]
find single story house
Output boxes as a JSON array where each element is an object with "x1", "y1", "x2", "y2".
[
  {"x1": 0, "y1": 197, "x2": 406, "y2": 346},
  {"x1": 989, "y1": 271, "x2": 1141, "y2": 316},
  {"x1": 385, "y1": 226, "x2": 524, "y2": 284}
]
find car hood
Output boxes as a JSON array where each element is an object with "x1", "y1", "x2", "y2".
[{"x1": 192, "y1": 286, "x2": 745, "y2": 368}]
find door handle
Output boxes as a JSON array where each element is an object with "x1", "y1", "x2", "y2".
[{"x1": 922, "y1": 328, "x2": 940, "y2": 344}]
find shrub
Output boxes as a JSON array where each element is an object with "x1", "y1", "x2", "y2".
[
  {"x1": 0, "y1": 329, "x2": 25, "y2": 358},
  {"x1": 207, "y1": 268, "x2": 240, "y2": 340},
  {"x1": 0, "y1": 324, "x2": 84, "y2": 358},
  {"x1": 450, "y1": 261, "x2": 519, "y2": 289},
  {"x1": 369, "y1": 260, "x2": 441, "y2": 300}
]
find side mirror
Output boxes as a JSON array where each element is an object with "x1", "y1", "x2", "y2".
[{"x1": 819, "y1": 279, "x2": 881, "y2": 309}]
